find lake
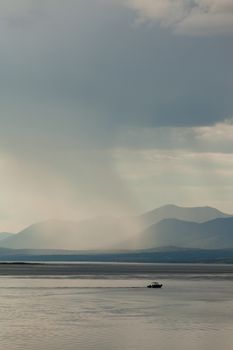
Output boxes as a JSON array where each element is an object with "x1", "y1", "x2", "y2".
[{"x1": 0, "y1": 263, "x2": 233, "y2": 350}]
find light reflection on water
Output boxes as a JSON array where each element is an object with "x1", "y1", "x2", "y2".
[{"x1": 0, "y1": 272, "x2": 233, "y2": 349}]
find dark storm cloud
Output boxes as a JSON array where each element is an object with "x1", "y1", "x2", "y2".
[
  {"x1": 0, "y1": 1, "x2": 232, "y2": 230},
  {"x1": 0, "y1": 0, "x2": 232, "y2": 145}
]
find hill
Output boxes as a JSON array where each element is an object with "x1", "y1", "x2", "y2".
[
  {"x1": 0, "y1": 233, "x2": 14, "y2": 241},
  {"x1": 0, "y1": 204, "x2": 231, "y2": 251},
  {"x1": 0, "y1": 217, "x2": 137, "y2": 250},
  {"x1": 133, "y1": 217, "x2": 233, "y2": 249},
  {"x1": 141, "y1": 204, "x2": 230, "y2": 226}
]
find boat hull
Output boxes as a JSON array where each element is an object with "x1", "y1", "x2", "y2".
[{"x1": 147, "y1": 284, "x2": 163, "y2": 288}]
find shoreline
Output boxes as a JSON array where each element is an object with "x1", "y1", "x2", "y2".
[{"x1": 1, "y1": 262, "x2": 233, "y2": 278}]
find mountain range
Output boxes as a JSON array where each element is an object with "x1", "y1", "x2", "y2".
[
  {"x1": 0, "y1": 233, "x2": 13, "y2": 241},
  {"x1": 0, "y1": 204, "x2": 232, "y2": 251},
  {"x1": 0, "y1": 217, "x2": 138, "y2": 250},
  {"x1": 130, "y1": 217, "x2": 233, "y2": 250},
  {"x1": 140, "y1": 204, "x2": 229, "y2": 226}
]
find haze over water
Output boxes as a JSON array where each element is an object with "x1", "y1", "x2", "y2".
[{"x1": 0, "y1": 263, "x2": 233, "y2": 350}]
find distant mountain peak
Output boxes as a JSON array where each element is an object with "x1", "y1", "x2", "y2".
[
  {"x1": 0, "y1": 204, "x2": 232, "y2": 252},
  {"x1": 134, "y1": 216, "x2": 233, "y2": 250},
  {"x1": 141, "y1": 204, "x2": 230, "y2": 227},
  {"x1": 146, "y1": 203, "x2": 227, "y2": 212}
]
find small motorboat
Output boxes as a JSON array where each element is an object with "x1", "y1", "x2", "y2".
[{"x1": 147, "y1": 281, "x2": 163, "y2": 288}]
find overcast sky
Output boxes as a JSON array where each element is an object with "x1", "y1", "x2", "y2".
[{"x1": 0, "y1": 0, "x2": 232, "y2": 231}]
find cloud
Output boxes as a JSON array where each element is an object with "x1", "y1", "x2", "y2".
[
  {"x1": 0, "y1": 1, "x2": 232, "y2": 230},
  {"x1": 116, "y1": 118, "x2": 233, "y2": 154},
  {"x1": 126, "y1": 0, "x2": 233, "y2": 35},
  {"x1": 0, "y1": 0, "x2": 232, "y2": 129},
  {"x1": 114, "y1": 143, "x2": 233, "y2": 214},
  {"x1": 195, "y1": 118, "x2": 233, "y2": 147},
  {"x1": 0, "y1": 1, "x2": 47, "y2": 28},
  {"x1": 113, "y1": 118, "x2": 233, "y2": 211}
]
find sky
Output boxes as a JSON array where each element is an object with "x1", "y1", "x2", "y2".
[{"x1": 0, "y1": 0, "x2": 232, "y2": 232}]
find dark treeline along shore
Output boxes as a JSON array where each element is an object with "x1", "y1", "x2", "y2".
[
  {"x1": 1, "y1": 262, "x2": 233, "y2": 278},
  {"x1": 1, "y1": 247, "x2": 233, "y2": 264}
]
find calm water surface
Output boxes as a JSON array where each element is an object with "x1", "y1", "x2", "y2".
[{"x1": 0, "y1": 263, "x2": 233, "y2": 350}]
